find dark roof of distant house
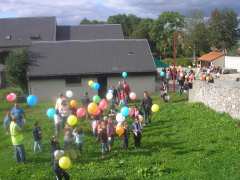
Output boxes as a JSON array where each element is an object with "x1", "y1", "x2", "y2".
[
  {"x1": 56, "y1": 24, "x2": 124, "y2": 40},
  {"x1": 0, "y1": 16, "x2": 56, "y2": 46},
  {"x1": 28, "y1": 39, "x2": 155, "y2": 78},
  {"x1": 198, "y1": 51, "x2": 225, "y2": 62}
]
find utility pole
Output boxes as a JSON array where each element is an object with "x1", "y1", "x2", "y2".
[{"x1": 173, "y1": 32, "x2": 177, "y2": 92}]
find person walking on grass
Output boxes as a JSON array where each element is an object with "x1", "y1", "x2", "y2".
[
  {"x1": 10, "y1": 115, "x2": 26, "y2": 163},
  {"x1": 72, "y1": 127, "x2": 84, "y2": 153},
  {"x1": 122, "y1": 121, "x2": 129, "y2": 149},
  {"x1": 98, "y1": 121, "x2": 108, "y2": 159},
  {"x1": 132, "y1": 117, "x2": 142, "y2": 148},
  {"x1": 106, "y1": 118, "x2": 115, "y2": 152},
  {"x1": 141, "y1": 91, "x2": 152, "y2": 125},
  {"x1": 33, "y1": 121, "x2": 42, "y2": 153}
]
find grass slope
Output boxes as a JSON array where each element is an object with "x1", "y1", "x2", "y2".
[{"x1": 0, "y1": 94, "x2": 240, "y2": 180}]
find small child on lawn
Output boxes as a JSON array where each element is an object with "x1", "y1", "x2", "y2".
[
  {"x1": 33, "y1": 121, "x2": 42, "y2": 153},
  {"x1": 72, "y1": 127, "x2": 84, "y2": 152},
  {"x1": 98, "y1": 121, "x2": 108, "y2": 158},
  {"x1": 122, "y1": 121, "x2": 129, "y2": 149}
]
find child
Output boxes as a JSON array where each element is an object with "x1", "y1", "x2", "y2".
[
  {"x1": 54, "y1": 111, "x2": 62, "y2": 137},
  {"x1": 98, "y1": 121, "x2": 108, "y2": 158},
  {"x1": 72, "y1": 127, "x2": 84, "y2": 152},
  {"x1": 53, "y1": 157, "x2": 70, "y2": 180},
  {"x1": 3, "y1": 111, "x2": 11, "y2": 134},
  {"x1": 50, "y1": 136, "x2": 60, "y2": 164},
  {"x1": 33, "y1": 121, "x2": 42, "y2": 153},
  {"x1": 122, "y1": 121, "x2": 129, "y2": 149},
  {"x1": 106, "y1": 118, "x2": 115, "y2": 152},
  {"x1": 132, "y1": 117, "x2": 142, "y2": 148},
  {"x1": 63, "y1": 124, "x2": 73, "y2": 151},
  {"x1": 59, "y1": 100, "x2": 70, "y2": 128}
]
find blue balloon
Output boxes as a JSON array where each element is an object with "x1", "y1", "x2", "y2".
[
  {"x1": 92, "y1": 82, "x2": 100, "y2": 91},
  {"x1": 160, "y1": 71, "x2": 165, "y2": 77},
  {"x1": 27, "y1": 95, "x2": 38, "y2": 107},
  {"x1": 46, "y1": 108, "x2": 56, "y2": 119},
  {"x1": 121, "y1": 106, "x2": 129, "y2": 117},
  {"x1": 122, "y1": 72, "x2": 128, "y2": 78}
]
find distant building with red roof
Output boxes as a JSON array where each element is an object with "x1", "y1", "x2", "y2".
[{"x1": 198, "y1": 51, "x2": 225, "y2": 67}]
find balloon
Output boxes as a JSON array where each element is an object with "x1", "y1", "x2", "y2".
[
  {"x1": 122, "y1": 72, "x2": 128, "y2": 78},
  {"x1": 121, "y1": 106, "x2": 129, "y2": 117},
  {"x1": 151, "y1": 104, "x2": 160, "y2": 113},
  {"x1": 92, "y1": 95, "x2": 101, "y2": 104},
  {"x1": 129, "y1": 92, "x2": 137, "y2": 100},
  {"x1": 92, "y1": 107, "x2": 101, "y2": 116},
  {"x1": 46, "y1": 108, "x2": 56, "y2": 119},
  {"x1": 70, "y1": 100, "x2": 77, "y2": 108},
  {"x1": 106, "y1": 93, "x2": 113, "y2": 101},
  {"x1": 99, "y1": 99, "x2": 108, "y2": 110},
  {"x1": 76, "y1": 108, "x2": 86, "y2": 118},
  {"x1": 92, "y1": 82, "x2": 100, "y2": 91},
  {"x1": 160, "y1": 71, "x2": 165, "y2": 77},
  {"x1": 67, "y1": 115, "x2": 78, "y2": 126},
  {"x1": 59, "y1": 156, "x2": 71, "y2": 170},
  {"x1": 6, "y1": 93, "x2": 16, "y2": 102},
  {"x1": 116, "y1": 113, "x2": 125, "y2": 123},
  {"x1": 66, "y1": 90, "x2": 73, "y2": 98},
  {"x1": 54, "y1": 150, "x2": 64, "y2": 160},
  {"x1": 108, "y1": 89, "x2": 113, "y2": 94},
  {"x1": 27, "y1": 95, "x2": 38, "y2": 107},
  {"x1": 116, "y1": 125, "x2": 124, "y2": 137},
  {"x1": 88, "y1": 102, "x2": 98, "y2": 114},
  {"x1": 88, "y1": 80, "x2": 94, "y2": 87}
]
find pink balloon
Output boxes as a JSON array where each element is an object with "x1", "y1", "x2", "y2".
[
  {"x1": 99, "y1": 99, "x2": 108, "y2": 110},
  {"x1": 129, "y1": 92, "x2": 137, "y2": 100},
  {"x1": 6, "y1": 93, "x2": 16, "y2": 102},
  {"x1": 76, "y1": 108, "x2": 86, "y2": 118}
]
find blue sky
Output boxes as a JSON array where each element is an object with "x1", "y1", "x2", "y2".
[{"x1": 0, "y1": 0, "x2": 239, "y2": 24}]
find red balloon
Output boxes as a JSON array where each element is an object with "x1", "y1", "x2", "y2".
[
  {"x1": 76, "y1": 108, "x2": 86, "y2": 118},
  {"x1": 99, "y1": 99, "x2": 108, "y2": 110},
  {"x1": 6, "y1": 93, "x2": 16, "y2": 102}
]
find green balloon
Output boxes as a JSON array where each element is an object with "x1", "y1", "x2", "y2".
[{"x1": 93, "y1": 95, "x2": 101, "y2": 104}]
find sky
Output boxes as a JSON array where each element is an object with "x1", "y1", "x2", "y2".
[{"x1": 0, "y1": 0, "x2": 239, "y2": 25}]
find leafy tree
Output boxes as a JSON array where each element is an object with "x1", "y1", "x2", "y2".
[
  {"x1": 5, "y1": 49, "x2": 29, "y2": 92},
  {"x1": 150, "y1": 12, "x2": 185, "y2": 58},
  {"x1": 208, "y1": 9, "x2": 239, "y2": 50},
  {"x1": 107, "y1": 14, "x2": 141, "y2": 37},
  {"x1": 80, "y1": 18, "x2": 105, "y2": 24}
]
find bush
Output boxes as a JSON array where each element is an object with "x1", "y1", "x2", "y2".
[
  {"x1": 5, "y1": 49, "x2": 29, "y2": 93},
  {"x1": 163, "y1": 57, "x2": 192, "y2": 67}
]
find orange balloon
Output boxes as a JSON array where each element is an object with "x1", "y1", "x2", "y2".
[
  {"x1": 70, "y1": 100, "x2": 78, "y2": 108},
  {"x1": 116, "y1": 125, "x2": 124, "y2": 137},
  {"x1": 87, "y1": 102, "x2": 98, "y2": 114}
]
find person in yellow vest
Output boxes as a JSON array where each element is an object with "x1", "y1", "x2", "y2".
[{"x1": 9, "y1": 115, "x2": 26, "y2": 163}]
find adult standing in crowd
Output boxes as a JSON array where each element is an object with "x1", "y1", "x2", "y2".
[{"x1": 141, "y1": 91, "x2": 153, "y2": 125}]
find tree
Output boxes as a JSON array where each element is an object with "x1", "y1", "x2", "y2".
[
  {"x1": 208, "y1": 8, "x2": 239, "y2": 50},
  {"x1": 5, "y1": 49, "x2": 29, "y2": 92},
  {"x1": 80, "y1": 18, "x2": 105, "y2": 24},
  {"x1": 150, "y1": 12, "x2": 185, "y2": 58},
  {"x1": 107, "y1": 14, "x2": 141, "y2": 37}
]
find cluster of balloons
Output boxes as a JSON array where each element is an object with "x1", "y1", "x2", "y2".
[
  {"x1": 88, "y1": 80, "x2": 100, "y2": 91},
  {"x1": 27, "y1": 95, "x2": 38, "y2": 107},
  {"x1": 6, "y1": 93, "x2": 16, "y2": 102},
  {"x1": 54, "y1": 150, "x2": 72, "y2": 170}
]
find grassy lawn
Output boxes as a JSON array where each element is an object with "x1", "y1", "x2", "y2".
[{"x1": 0, "y1": 93, "x2": 240, "y2": 179}]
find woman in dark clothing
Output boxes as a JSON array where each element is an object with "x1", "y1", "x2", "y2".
[{"x1": 141, "y1": 91, "x2": 153, "y2": 125}]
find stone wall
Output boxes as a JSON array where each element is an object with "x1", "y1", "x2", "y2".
[{"x1": 189, "y1": 79, "x2": 240, "y2": 119}]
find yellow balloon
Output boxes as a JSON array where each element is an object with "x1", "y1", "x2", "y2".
[
  {"x1": 70, "y1": 100, "x2": 78, "y2": 108},
  {"x1": 59, "y1": 156, "x2": 71, "y2": 170},
  {"x1": 88, "y1": 80, "x2": 94, "y2": 87},
  {"x1": 151, "y1": 104, "x2": 159, "y2": 113},
  {"x1": 67, "y1": 115, "x2": 78, "y2": 126},
  {"x1": 87, "y1": 102, "x2": 98, "y2": 114},
  {"x1": 116, "y1": 125, "x2": 124, "y2": 137}
]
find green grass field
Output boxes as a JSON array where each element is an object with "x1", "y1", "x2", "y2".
[{"x1": 0, "y1": 93, "x2": 240, "y2": 180}]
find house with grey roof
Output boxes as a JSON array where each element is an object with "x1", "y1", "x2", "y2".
[{"x1": 0, "y1": 16, "x2": 156, "y2": 100}]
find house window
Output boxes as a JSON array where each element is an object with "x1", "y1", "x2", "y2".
[
  {"x1": 128, "y1": 51, "x2": 135, "y2": 55},
  {"x1": 5, "y1": 35, "x2": 12, "y2": 40},
  {"x1": 30, "y1": 34, "x2": 41, "y2": 40},
  {"x1": 65, "y1": 77, "x2": 82, "y2": 87}
]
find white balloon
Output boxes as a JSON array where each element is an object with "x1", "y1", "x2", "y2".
[
  {"x1": 54, "y1": 150, "x2": 64, "y2": 160},
  {"x1": 108, "y1": 89, "x2": 113, "y2": 94},
  {"x1": 129, "y1": 92, "x2": 137, "y2": 100},
  {"x1": 66, "y1": 90, "x2": 73, "y2": 98},
  {"x1": 116, "y1": 113, "x2": 125, "y2": 123},
  {"x1": 106, "y1": 92, "x2": 113, "y2": 101}
]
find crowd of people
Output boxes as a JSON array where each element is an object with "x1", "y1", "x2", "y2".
[{"x1": 3, "y1": 78, "x2": 156, "y2": 180}]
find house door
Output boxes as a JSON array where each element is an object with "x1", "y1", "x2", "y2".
[{"x1": 97, "y1": 76, "x2": 107, "y2": 98}]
